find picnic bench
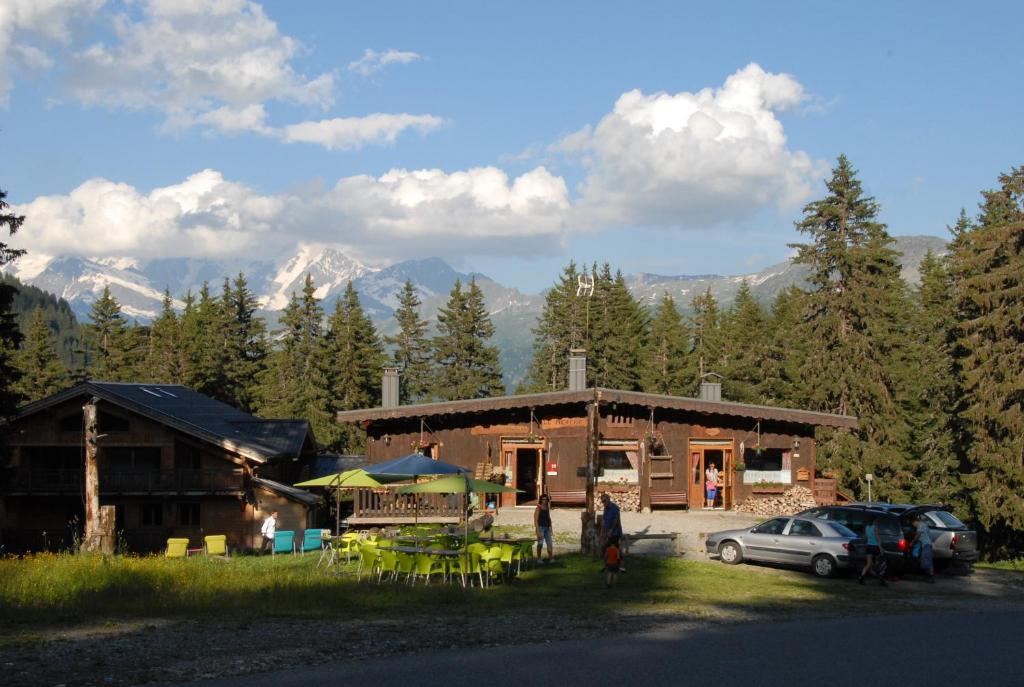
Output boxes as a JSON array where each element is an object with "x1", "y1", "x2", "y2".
[
  {"x1": 548, "y1": 489, "x2": 587, "y2": 506},
  {"x1": 620, "y1": 532, "x2": 678, "y2": 555}
]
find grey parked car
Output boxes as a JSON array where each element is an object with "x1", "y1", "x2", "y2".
[{"x1": 705, "y1": 516, "x2": 861, "y2": 578}]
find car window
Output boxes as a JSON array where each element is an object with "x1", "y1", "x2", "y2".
[
  {"x1": 753, "y1": 518, "x2": 789, "y2": 535},
  {"x1": 802, "y1": 508, "x2": 827, "y2": 519},
  {"x1": 830, "y1": 510, "x2": 864, "y2": 534},
  {"x1": 788, "y1": 520, "x2": 822, "y2": 537},
  {"x1": 828, "y1": 522, "x2": 857, "y2": 538},
  {"x1": 928, "y1": 511, "x2": 965, "y2": 528},
  {"x1": 875, "y1": 517, "x2": 901, "y2": 537}
]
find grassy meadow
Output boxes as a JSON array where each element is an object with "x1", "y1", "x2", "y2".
[{"x1": 0, "y1": 551, "x2": 873, "y2": 627}]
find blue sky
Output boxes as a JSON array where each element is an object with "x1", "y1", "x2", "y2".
[{"x1": 2, "y1": 0, "x2": 1022, "y2": 292}]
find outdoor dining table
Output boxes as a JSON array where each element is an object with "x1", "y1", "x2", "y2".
[
  {"x1": 481, "y1": 536, "x2": 536, "y2": 544},
  {"x1": 378, "y1": 545, "x2": 463, "y2": 557}
]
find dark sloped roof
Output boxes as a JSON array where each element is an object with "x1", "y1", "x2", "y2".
[
  {"x1": 11, "y1": 382, "x2": 315, "y2": 463},
  {"x1": 336, "y1": 387, "x2": 858, "y2": 429},
  {"x1": 253, "y1": 477, "x2": 320, "y2": 506}
]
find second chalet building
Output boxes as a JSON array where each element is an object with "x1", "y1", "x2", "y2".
[{"x1": 337, "y1": 357, "x2": 857, "y2": 519}]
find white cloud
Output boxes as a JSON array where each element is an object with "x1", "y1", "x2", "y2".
[
  {"x1": 558, "y1": 62, "x2": 822, "y2": 228},
  {"x1": 68, "y1": 0, "x2": 334, "y2": 134},
  {"x1": 0, "y1": 0, "x2": 105, "y2": 104},
  {"x1": 348, "y1": 48, "x2": 422, "y2": 76},
  {"x1": 11, "y1": 165, "x2": 570, "y2": 262},
  {"x1": 282, "y1": 113, "x2": 444, "y2": 150}
]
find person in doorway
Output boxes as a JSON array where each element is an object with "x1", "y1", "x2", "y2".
[
  {"x1": 260, "y1": 510, "x2": 278, "y2": 555},
  {"x1": 911, "y1": 514, "x2": 935, "y2": 583},
  {"x1": 604, "y1": 538, "x2": 621, "y2": 588},
  {"x1": 535, "y1": 494, "x2": 554, "y2": 561},
  {"x1": 705, "y1": 463, "x2": 720, "y2": 509},
  {"x1": 858, "y1": 515, "x2": 887, "y2": 586}
]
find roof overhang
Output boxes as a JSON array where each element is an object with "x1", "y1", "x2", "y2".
[{"x1": 336, "y1": 387, "x2": 858, "y2": 430}]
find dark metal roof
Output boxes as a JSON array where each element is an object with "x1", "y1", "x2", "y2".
[
  {"x1": 253, "y1": 477, "x2": 320, "y2": 506},
  {"x1": 10, "y1": 382, "x2": 315, "y2": 463},
  {"x1": 311, "y1": 454, "x2": 368, "y2": 478},
  {"x1": 336, "y1": 387, "x2": 858, "y2": 429}
]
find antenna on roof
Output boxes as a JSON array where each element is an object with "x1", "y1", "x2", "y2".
[{"x1": 576, "y1": 273, "x2": 594, "y2": 298}]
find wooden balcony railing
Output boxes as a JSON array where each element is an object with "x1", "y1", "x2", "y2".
[
  {"x1": 2, "y1": 469, "x2": 245, "y2": 494},
  {"x1": 352, "y1": 488, "x2": 463, "y2": 521}
]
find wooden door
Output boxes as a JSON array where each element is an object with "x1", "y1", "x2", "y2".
[{"x1": 688, "y1": 450, "x2": 704, "y2": 507}]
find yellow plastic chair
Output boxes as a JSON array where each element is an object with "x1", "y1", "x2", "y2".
[
  {"x1": 204, "y1": 535, "x2": 228, "y2": 557},
  {"x1": 165, "y1": 538, "x2": 189, "y2": 558},
  {"x1": 378, "y1": 549, "x2": 399, "y2": 583},
  {"x1": 411, "y1": 553, "x2": 446, "y2": 586},
  {"x1": 480, "y1": 545, "x2": 505, "y2": 583},
  {"x1": 395, "y1": 552, "x2": 416, "y2": 583},
  {"x1": 356, "y1": 544, "x2": 379, "y2": 581}
]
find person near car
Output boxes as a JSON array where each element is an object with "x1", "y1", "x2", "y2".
[
  {"x1": 534, "y1": 494, "x2": 554, "y2": 561},
  {"x1": 859, "y1": 515, "x2": 887, "y2": 585},
  {"x1": 260, "y1": 510, "x2": 278, "y2": 555},
  {"x1": 911, "y1": 514, "x2": 935, "y2": 582},
  {"x1": 705, "y1": 463, "x2": 720, "y2": 509}
]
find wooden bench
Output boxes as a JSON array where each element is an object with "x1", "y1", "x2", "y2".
[
  {"x1": 548, "y1": 490, "x2": 587, "y2": 506},
  {"x1": 649, "y1": 492, "x2": 687, "y2": 507},
  {"x1": 620, "y1": 532, "x2": 678, "y2": 555}
]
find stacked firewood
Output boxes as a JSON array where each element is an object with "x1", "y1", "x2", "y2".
[
  {"x1": 594, "y1": 485, "x2": 641, "y2": 512},
  {"x1": 734, "y1": 485, "x2": 818, "y2": 517}
]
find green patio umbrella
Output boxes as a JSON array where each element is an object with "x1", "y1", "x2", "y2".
[
  {"x1": 295, "y1": 469, "x2": 405, "y2": 534},
  {"x1": 397, "y1": 475, "x2": 520, "y2": 543}
]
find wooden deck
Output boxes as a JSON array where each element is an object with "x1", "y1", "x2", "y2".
[{"x1": 351, "y1": 487, "x2": 464, "y2": 524}]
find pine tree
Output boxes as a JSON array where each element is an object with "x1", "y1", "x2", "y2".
[
  {"x1": 900, "y1": 250, "x2": 962, "y2": 505},
  {"x1": 222, "y1": 273, "x2": 267, "y2": 412},
  {"x1": 324, "y1": 282, "x2": 385, "y2": 451},
  {"x1": 385, "y1": 280, "x2": 432, "y2": 403},
  {"x1": 85, "y1": 286, "x2": 132, "y2": 381},
  {"x1": 950, "y1": 166, "x2": 1024, "y2": 556},
  {"x1": 719, "y1": 281, "x2": 768, "y2": 404},
  {"x1": 256, "y1": 274, "x2": 338, "y2": 447},
  {"x1": 143, "y1": 291, "x2": 182, "y2": 383},
  {"x1": 759, "y1": 286, "x2": 810, "y2": 407},
  {"x1": 684, "y1": 288, "x2": 724, "y2": 394},
  {"x1": 525, "y1": 262, "x2": 590, "y2": 392},
  {"x1": 789, "y1": 155, "x2": 912, "y2": 499},
  {"x1": 433, "y1": 278, "x2": 504, "y2": 400},
  {"x1": 589, "y1": 267, "x2": 647, "y2": 390},
  {"x1": 642, "y1": 294, "x2": 689, "y2": 395},
  {"x1": 181, "y1": 283, "x2": 228, "y2": 398},
  {"x1": 13, "y1": 309, "x2": 70, "y2": 402},
  {"x1": 1, "y1": 187, "x2": 26, "y2": 415}
]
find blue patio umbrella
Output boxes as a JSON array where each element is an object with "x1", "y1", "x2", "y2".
[
  {"x1": 367, "y1": 453, "x2": 469, "y2": 525},
  {"x1": 367, "y1": 453, "x2": 468, "y2": 477}
]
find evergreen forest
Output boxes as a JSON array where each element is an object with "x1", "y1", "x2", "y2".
[{"x1": 1, "y1": 157, "x2": 1022, "y2": 556}]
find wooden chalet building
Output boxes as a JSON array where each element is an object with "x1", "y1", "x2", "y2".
[
  {"x1": 337, "y1": 363, "x2": 857, "y2": 518},
  {"x1": 0, "y1": 382, "x2": 319, "y2": 553}
]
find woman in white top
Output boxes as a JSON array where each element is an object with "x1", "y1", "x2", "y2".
[{"x1": 705, "y1": 464, "x2": 720, "y2": 509}]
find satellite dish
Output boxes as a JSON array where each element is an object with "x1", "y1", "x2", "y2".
[{"x1": 576, "y1": 273, "x2": 594, "y2": 298}]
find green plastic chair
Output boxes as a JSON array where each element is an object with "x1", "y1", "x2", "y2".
[
  {"x1": 356, "y1": 544, "x2": 379, "y2": 581},
  {"x1": 378, "y1": 549, "x2": 399, "y2": 583},
  {"x1": 518, "y1": 540, "x2": 535, "y2": 570},
  {"x1": 499, "y1": 543, "x2": 517, "y2": 577},
  {"x1": 203, "y1": 535, "x2": 228, "y2": 557},
  {"x1": 395, "y1": 552, "x2": 416, "y2": 583},
  {"x1": 449, "y1": 551, "x2": 485, "y2": 588},
  {"x1": 165, "y1": 538, "x2": 189, "y2": 558},
  {"x1": 411, "y1": 553, "x2": 446, "y2": 586},
  {"x1": 480, "y1": 545, "x2": 505, "y2": 582},
  {"x1": 336, "y1": 534, "x2": 359, "y2": 564}
]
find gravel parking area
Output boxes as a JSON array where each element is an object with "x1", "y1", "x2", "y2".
[{"x1": 494, "y1": 506, "x2": 759, "y2": 555}]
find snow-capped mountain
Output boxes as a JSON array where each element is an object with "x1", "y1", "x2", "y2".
[{"x1": 4, "y1": 235, "x2": 946, "y2": 388}]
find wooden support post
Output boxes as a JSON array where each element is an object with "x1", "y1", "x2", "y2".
[
  {"x1": 580, "y1": 392, "x2": 600, "y2": 556},
  {"x1": 639, "y1": 441, "x2": 651, "y2": 513}
]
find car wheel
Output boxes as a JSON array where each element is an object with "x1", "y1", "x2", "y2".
[
  {"x1": 719, "y1": 541, "x2": 743, "y2": 565},
  {"x1": 812, "y1": 554, "x2": 837, "y2": 578}
]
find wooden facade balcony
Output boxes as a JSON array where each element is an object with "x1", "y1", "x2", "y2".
[{"x1": 2, "y1": 468, "x2": 246, "y2": 495}]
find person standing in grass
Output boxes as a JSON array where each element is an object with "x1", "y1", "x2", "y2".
[
  {"x1": 535, "y1": 494, "x2": 554, "y2": 561},
  {"x1": 260, "y1": 510, "x2": 278, "y2": 555},
  {"x1": 604, "y1": 538, "x2": 621, "y2": 588},
  {"x1": 599, "y1": 492, "x2": 623, "y2": 571},
  {"x1": 911, "y1": 514, "x2": 935, "y2": 583}
]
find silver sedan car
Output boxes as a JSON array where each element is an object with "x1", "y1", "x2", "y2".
[{"x1": 705, "y1": 516, "x2": 861, "y2": 578}]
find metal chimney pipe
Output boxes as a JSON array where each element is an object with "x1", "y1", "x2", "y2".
[
  {"x1": 382, "y1": 366, "x2": 401, "y2": 408},
  {"x1": 568, "y1": 349, "x2": 587, "y2": 391}
]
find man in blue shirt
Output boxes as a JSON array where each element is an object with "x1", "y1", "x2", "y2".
[{"x1": 600, "y1": 492, "x2": 622, "y2": 548}]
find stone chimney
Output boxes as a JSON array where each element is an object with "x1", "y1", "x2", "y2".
[
  {"x1": 382, "y1": 366, "x2": 401, "y2": 408},
  {"x1": 699, "y1": 372, "x2": 723, "y2": 402},
  {"x1": 568, "y1": 348, "x2": 587, "y2": 391}
]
